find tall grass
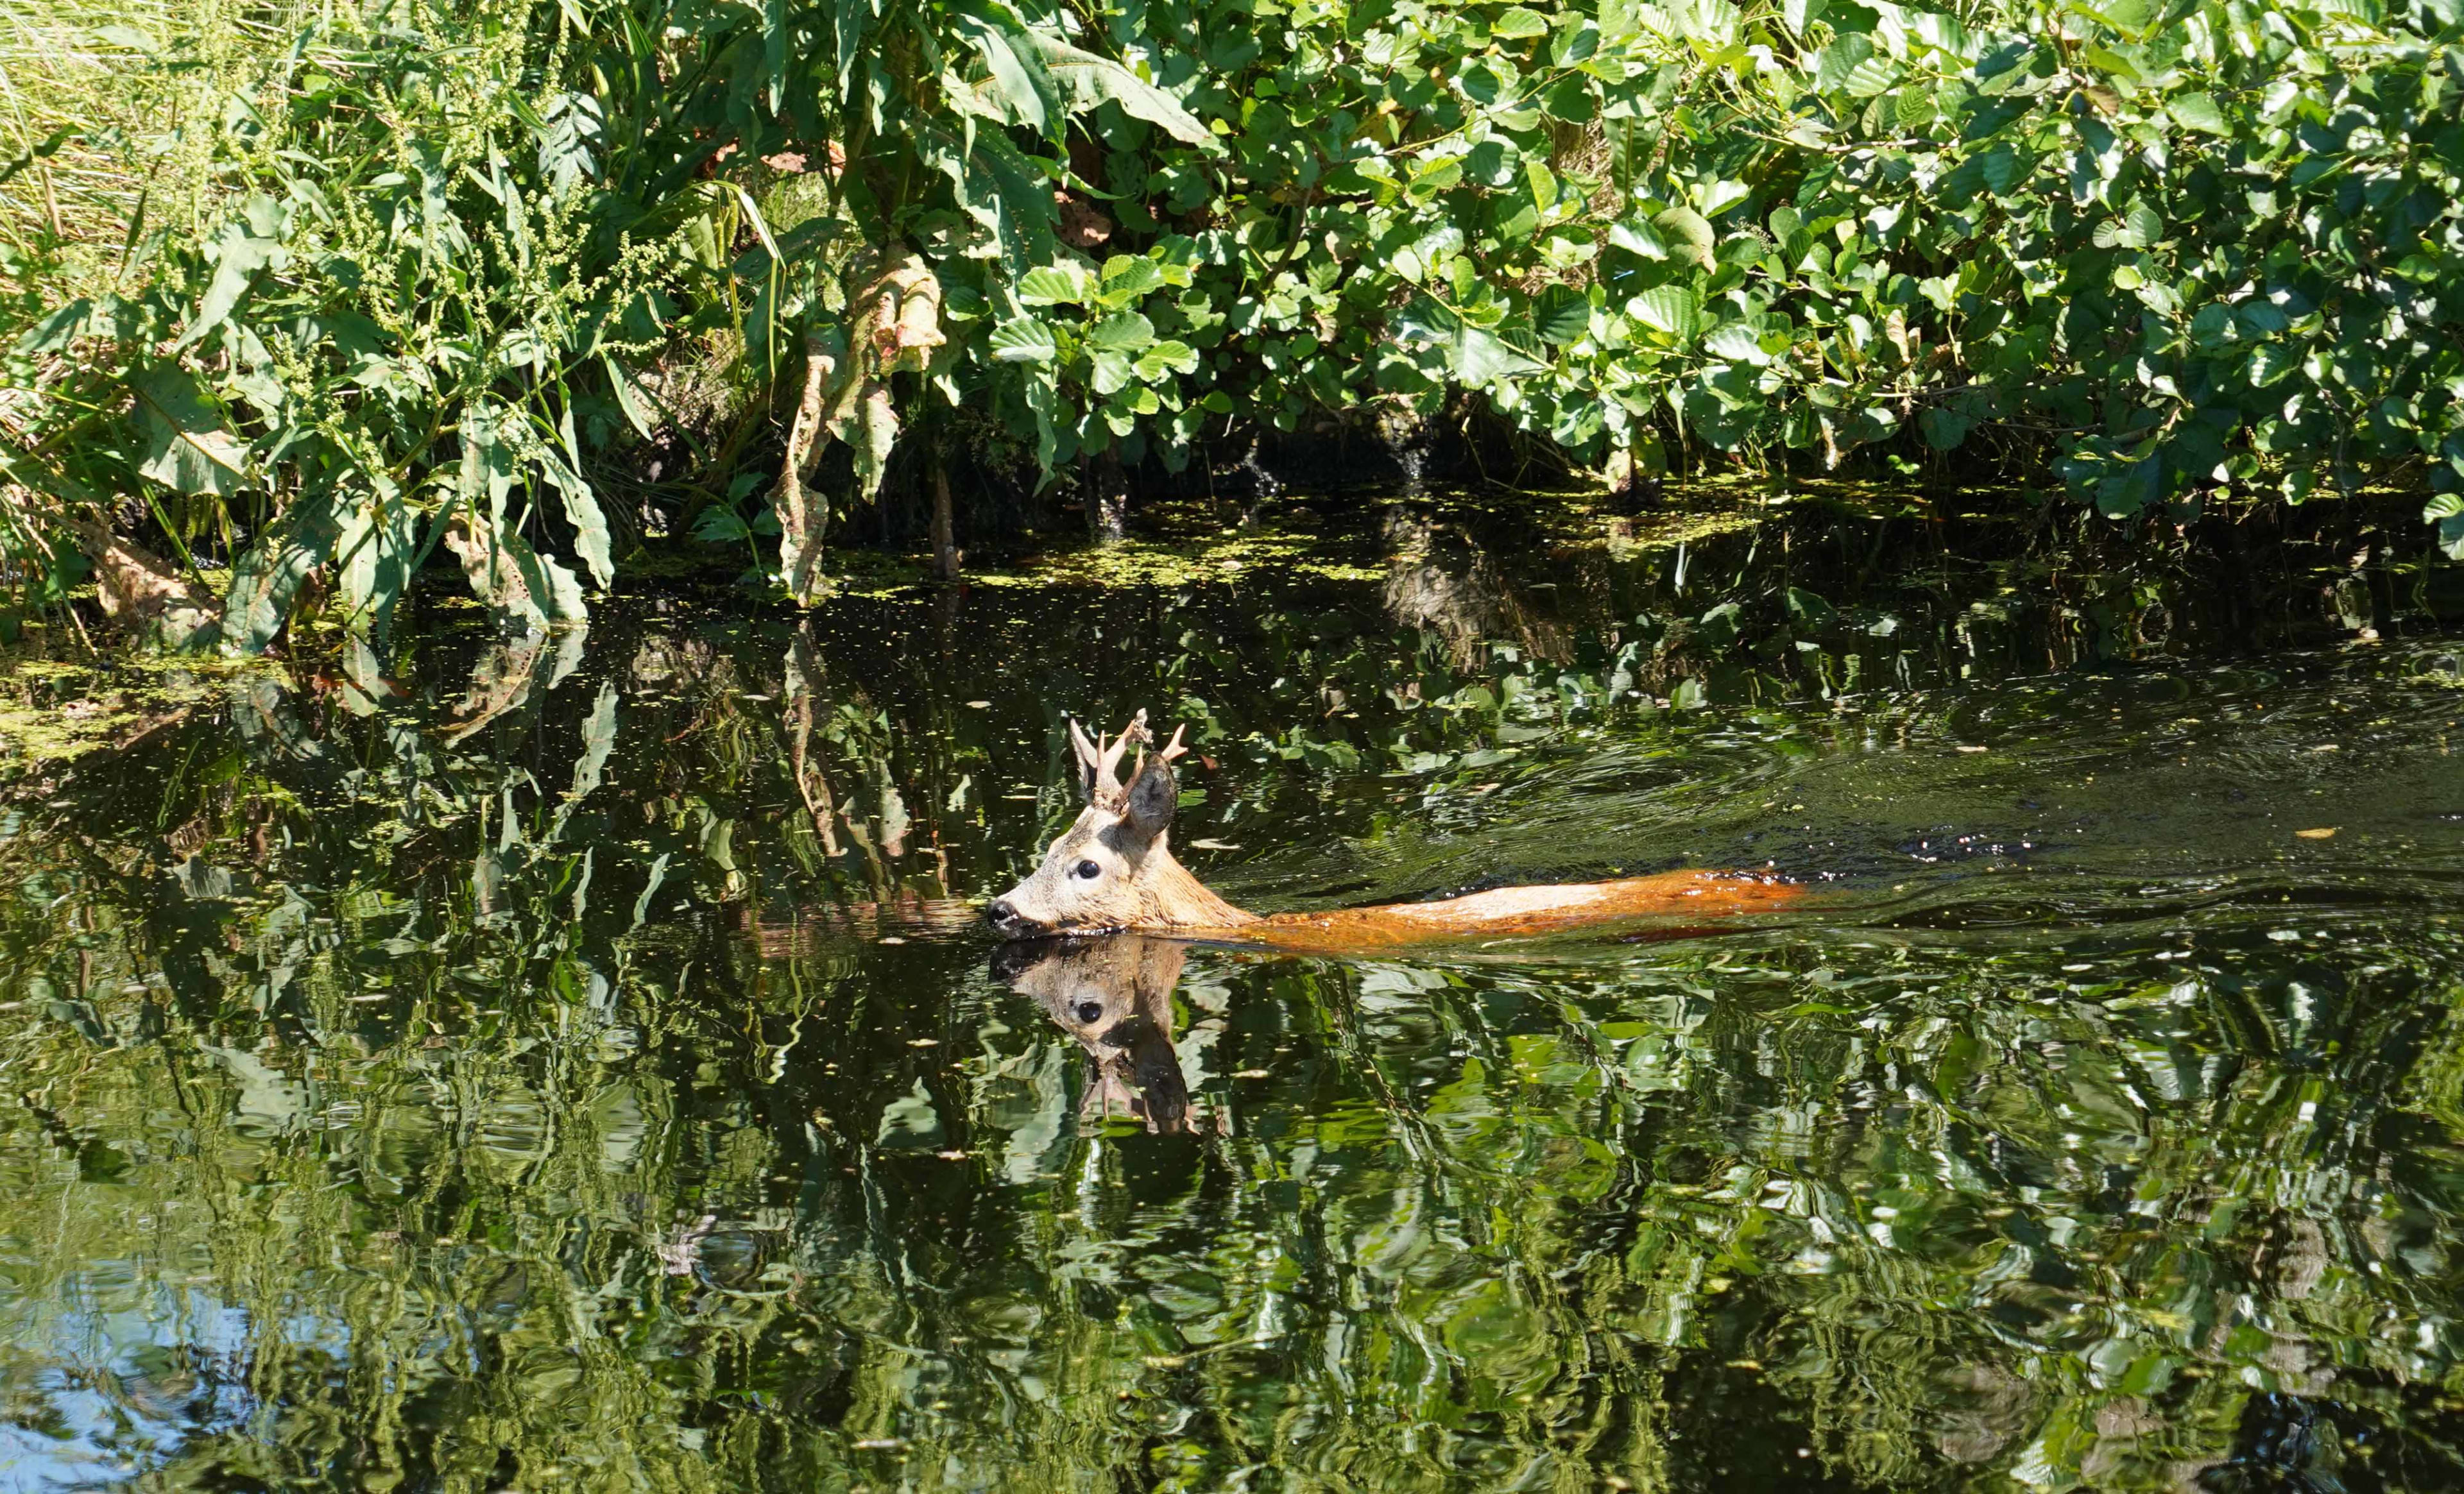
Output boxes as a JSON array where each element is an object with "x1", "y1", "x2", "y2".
[{"x1": 0, "y1": 0, "x2": 308, "y2": 300}]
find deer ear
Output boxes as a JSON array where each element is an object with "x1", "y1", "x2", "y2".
[{"x1": 1124, "y1": 756, "x2": 1177, "y2": 840}]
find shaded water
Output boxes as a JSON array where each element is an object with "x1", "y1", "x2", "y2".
[{"x1": 2, "y1": 493, "x2": 2463, "y2": 1491}]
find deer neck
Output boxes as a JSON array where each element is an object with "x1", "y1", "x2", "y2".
[{"x1": 1138, "y1": 843, "x2": 1256, "y2": 930}]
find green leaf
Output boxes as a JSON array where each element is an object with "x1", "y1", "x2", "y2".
[
  {"x1": 1609, "y1": 217, "x2": 1670, "y2": 259},
  {"x1": 1087, "y1": 312, "x2": 1154, "y2": 352},
  {"x1": 1533, "y1": 284, "x2": 1589, "y2": 344},
  {"x1": 1491, "y1": 6, "x2": 1552, "y2": 38},
  {"x1": 991, "y1": 318, "x2": 1059, "y2": 363},
  {"x1": 2248, "y1": 343, "x2": 2299, "y2": 387},
  {"x1": 1703, "y1": 321, "x2": 1768, "y2": 364},
  {"x1": 1525, "y1": 159, "x2": 1559, "y2": 220},
  {"x1": 15, "y1": 298, "x2": 91, "y2": 356},
  {"x1": 1097, "y1": 254, "x2": 1166, "y2": 305},
  {"x1": 540, "y1": 414, "x2": 614, "y2": 589},
  {"x1": 2124, "y1": 199, "x2": 2163, "y2": 247},
  {"x1": 132, "y1": 369, "x2": 246, "y2": 497},
  {"x1": 961, "y1": 15, "x2": 1058, "y2": 133},
  {"x1": 224, "y1": 488, "x2": 343, "y2": 654},
  {"x1": 2166, "y1": 91, "x2": 2229, "y2": 135},
  {"x1": 1392, "y1": 298, "x2": 1549, "y2": 384},
  {"x1": 1018, "y1": 263, "x2": 1091, "y2": 305},
  {"x1": 333, "y1": 482, "x2": 420, "y2": 638},
  {"x1": 1814, "y1": 34, "x2": 1874, "y2": 93},
  {"x1": 603, "y1": 355, "x2": 659, "y2": 439},
  {"x1": 1919, "y1": 407, "x2": 1973, "y2": 450},
  {"x1": 171, "y1": 195, "x2": 287, "y2": 353},
  {"x1": 1784, "y1": 586, "x2": 1838, "y2": 627},
  {"x1": 1025, "y1": 36, "x2": 1220, "y2": 151},
  {"x1": 1627, "y1": 285, "x2": 1700, "y2": 340},
  {"x1": 1653, "y1": 206, "x2": 1716, "y2": 268},
  {"x1": 1842, "y1": 57, "x2": 1899, "y2": 97},
  {"x1": 1981, "y1": 142, "x2": 2034, "y2": 196},
  {"x1": 693, "y1": 507, "x2": 752, "y2": 543},
  {"x1": 1134, "y1": 339, "x2": 1199, "y2": 378}
]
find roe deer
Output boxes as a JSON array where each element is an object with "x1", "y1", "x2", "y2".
[{"x1": 983, "y1": 711, "x2": 1801, "y2": 951}]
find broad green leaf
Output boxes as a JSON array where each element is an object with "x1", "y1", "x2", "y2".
[
  {"x1": 1087, "y1": 312, "x2": 1154, "y2": 352},
  {"x1": 132, "y1": 369, "x2": 246, "y2": 497},
  {"x1": 990, "y1": 318, "x2": 1059, "y2": 363},
  {"x1": 1980, "y1": 143, "x2": 2034, "y2": 196},
  {"x1": 2166, "y1": 91, "x2": 2229, "y2": 135},
  {"x1": 172, "y1": 196, "x2": 287, "y2": 353},
  {"x1": 1919, "y1": 407, "x2": 1973, "y2": 449},
  {"x1": 2123, "y1": 199, "x2": 2163, "y2": 246},
  {"x1": 1842, "y1": 57, "x2": 1898, "y2": 97},
  {"x1": 1018, "y1": 263, "x2": 1091, "y2": 305},
  {"x1": 603, "y1": 355, "x2": 658, "y2": 439},
  {"x1": 1653, "y1": 206, "x2": 1716, "y2": 268},
  {"x1": 1134, "y1": 339, "x2": 1199, "y2": 378},
  {"x1": 333, "y1": 482, "x2": 420, "y2": 637},
  {"x1": 1097, "y1": 254, "x2": 1166, "y2": 304},
  {"x1": 1703, "y1": 322, "x2": 1769, "y2": 364},
  {"x1": 961, "y1": 15, "x2": 1057, "y2": 133},
  {"x1": 1814, "y1": 34, "x2": 1874, "y2": 93},
  {"x1": 1698, "y1": 179, "x2": 1751, "y2": 217},
  {"x1": 693, "y1": 507, "x2": 753, "y2": 543},
  {"x1": 15, "y1": 299, "x2": 90, "y2": 355},
  {"x1": 1526, "y1": 160, "x2": 1559, "y2": 219},
  {"x1": 1533, "y1": 285, "x2": 1589, "y2": 344},
  {"x1": 2248, "y1": 343, "x2": 2299, "y2": 387},
  {"x1": 1392, "y1": 298, "x2": 1548, "y2": 384},
  {"x1": 1628, "y1": 285, "x2": 1700, "y2": 340},
  {"x1": 1609, "y1": 218, "x2": 1670, "y2": 259},
  {"x1": 1491, "y1": 6, "x2": 1552, "y2": 38},
  {"x1": 224, "y1": 488, "x2": 343, "y2": 654},
  {"x1": 540, "y1": 415, "x2": 615, "y2": 590},
  {"x1": 1026, "y1": 36, "x2": 1220, "y2": 151}
]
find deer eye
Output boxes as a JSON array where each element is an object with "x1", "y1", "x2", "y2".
[{"x1": 1072, "y1": 859, "x2": 1102, "y2": 880}]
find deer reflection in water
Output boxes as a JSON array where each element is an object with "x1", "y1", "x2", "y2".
[{"x1": 992, "y1": 935, "x2": 1210, "y2": 1135}]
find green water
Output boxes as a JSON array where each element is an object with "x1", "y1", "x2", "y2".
[{"x1": 3, "y1": 494, "x2": 2463, "y2": 1491}]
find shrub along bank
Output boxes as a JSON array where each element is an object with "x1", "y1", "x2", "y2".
[{"x1": 2, "y1": 0, "x2": 2461, "y2": 648}]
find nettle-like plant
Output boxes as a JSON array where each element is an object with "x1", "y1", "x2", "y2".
[
  {"x1": 3, "y1": 0, "x2": 2458, "y2": 656},
  {"x1": 1, "y1": 0, "x2": 721, "y2": 647}
]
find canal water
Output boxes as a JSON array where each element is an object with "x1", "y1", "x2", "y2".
[{"x1": 0, "y1": 490, "x2": 2459, "y2": 1490}]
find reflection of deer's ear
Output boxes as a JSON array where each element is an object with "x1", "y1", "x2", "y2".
[{"x1": 1124, "y1": 756, "x2": 1177, "y2": 840}]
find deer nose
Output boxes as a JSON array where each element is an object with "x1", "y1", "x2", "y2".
[{"x1": 984, "y1": 898, "x2": 1018, "y2": 931}]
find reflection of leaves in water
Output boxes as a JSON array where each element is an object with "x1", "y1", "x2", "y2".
[
  {"x1": 873, "y1": 1079, "x2": 944, "y2": 1148},
  {"x1": 0, "y1": 499, "x2": 2458, "y2": 1489}
]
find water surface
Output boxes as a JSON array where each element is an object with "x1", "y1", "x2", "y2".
[{"x1": 2, "y1": 492, "x2": 2461, "y2": 1491}]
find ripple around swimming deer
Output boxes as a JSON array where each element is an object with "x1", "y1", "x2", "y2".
[{"x1": 982, "y1": 711, "x2": 1803, "y2": 953}]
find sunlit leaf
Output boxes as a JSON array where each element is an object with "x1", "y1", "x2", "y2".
[{"x1": 132, "y1": 369, "x2": 246, "y2": 497}]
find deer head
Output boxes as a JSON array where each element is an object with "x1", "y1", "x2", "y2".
[
  {"x1": 984, "y1": 711, "x2": 1249, "y2": 936},
  {"x1": 991, "y1": 934, "x2": 1194, "y2": 1132}
]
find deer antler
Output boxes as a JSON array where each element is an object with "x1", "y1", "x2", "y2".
[{"x1": 1069, "y1": 709, "x2": 1146, "y2": 808}]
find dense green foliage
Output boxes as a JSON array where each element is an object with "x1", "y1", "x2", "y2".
[{"x1": 3, "y1": 0, "x2": 2463, "y2": 647}]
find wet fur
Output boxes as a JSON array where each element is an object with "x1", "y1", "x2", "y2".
[{"x1": 987, "y1": 713, "x2": 1803, "y2": 947}]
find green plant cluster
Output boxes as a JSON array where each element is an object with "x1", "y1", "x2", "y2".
[{"x1": 3, "y1": 0, "x2": 2461, "y2": 650}]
